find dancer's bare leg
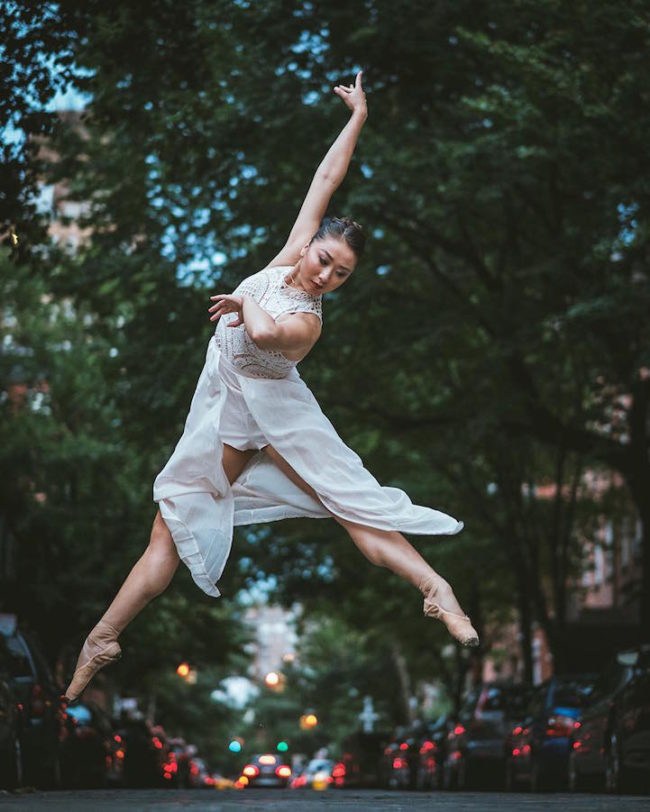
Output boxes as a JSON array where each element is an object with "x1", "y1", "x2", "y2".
[
  {"x1": 263, "y1": 445, "x2": 478, "y2": 645},
  {"x1": 65, "y1": 444, "x2": 257, "y2": 699}
]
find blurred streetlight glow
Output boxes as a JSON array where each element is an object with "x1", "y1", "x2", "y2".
[
  {"x1": 176, "y1": 662, "x2": 190, "y2": 678},
  {"x1": 300, "y1": 713, "x2": 318, "y2": 729},
  {"x1": 264, "y1": 671, "x2": 280, "y2": 687}
]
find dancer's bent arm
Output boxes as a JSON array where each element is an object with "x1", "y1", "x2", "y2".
[
  {"x1": 209, "y1": 291, "x2": 320, "y2": 355},
  {"x1": 267, "y1": 70, "x2": 367, "y2": 268}
]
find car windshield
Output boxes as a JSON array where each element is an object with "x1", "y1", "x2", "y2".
[
  {"x1": 1, "y1": 635, "x2": 32, "y2": 678},
  {"x1": 307, "y1": 759, "x2": 333, "y2": 772},
  {"x1": 67, "y1": 705, "x2": 93, "y2": 725},
  {"x1": 553, "y1": 679, "x2": 595, "y2": 708}
]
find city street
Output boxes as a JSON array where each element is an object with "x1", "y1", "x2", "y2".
[{"x1": 1, "y1": 790, "x2": 649, "y2": 811}]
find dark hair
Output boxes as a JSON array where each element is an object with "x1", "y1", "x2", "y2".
[{"x1": 309, "y1": 216, "x2": 366, "y2": 259}]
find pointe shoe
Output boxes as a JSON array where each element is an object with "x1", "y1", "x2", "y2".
[
  {"x1": 423, "y1": 586, "x2": 480, "y2": 648},
  {"x1": 65, "y1": 620, "x2": 122, "y2": 701}
]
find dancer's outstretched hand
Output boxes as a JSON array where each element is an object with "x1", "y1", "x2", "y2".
[
  {"x1": 208, "y1": 293, "x2": 244, "y2": 326},
  {"x1": 333, "y1": 70, "x2": 367, "y2": 116}
]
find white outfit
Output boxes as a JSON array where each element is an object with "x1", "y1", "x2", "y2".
[{"x1": 153, "y1": 265, "x2": 463, "y2": 597}]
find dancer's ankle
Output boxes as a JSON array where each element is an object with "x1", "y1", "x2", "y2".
[{"x1": 92, "y1": 618, "x2": 121, "y2": 640}]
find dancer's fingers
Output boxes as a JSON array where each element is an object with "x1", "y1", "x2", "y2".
[{"x1": 354, "y1": 69, "x2": 364, "y2": 88}]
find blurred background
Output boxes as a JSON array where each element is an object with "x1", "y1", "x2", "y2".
[{"x1": 0, "y1": 0, "x2": 649, "y2": 795}]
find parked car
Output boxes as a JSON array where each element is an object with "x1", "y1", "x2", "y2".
[
  {"x1": 414, "y1": 715, "x2": 450, "y2": 790},
  {"x1": 332, "y1": 731, "x2": 388, "y2": 788},
  {"x1": 60, "y1": 700, "x2": 121, "y2": 788},
  {"x1": 0, "y1": 614, "x2": 66, "y2": 788},
  {"x1": 238, "y1": 753, "x2": 291, "y2": 788},
  {"x1": 187, "y1": 755, "x2": 213, "y2": 788},
  {"x1": 505, "y1": 673, "x2": 596, "y2": 791},
  {"x1": 290, "y1": 757, "x2": 334, "y2": 789},
  {"x1": 380, "y1": 726, "x2": 419, "y2": 790},
  {"x1": 0, "y1": 636, "x2": 23, "y2": 789},
  {"x1": 444, "y1": 682, "x2": 533, "y2": 790},
  {"x1": 569, "y1": 646, "x2": 650, "y2": 794},
  {"x1": 117, "y1": 716, "x2": 168, "y2": 788}
]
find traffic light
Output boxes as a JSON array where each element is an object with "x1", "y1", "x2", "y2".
[
  {"x1": 276, "y1": 740, "x2": 289, "y2": 753},
  {"x1": 228, "y1": 738, "x2": 243, "y2": 753}
]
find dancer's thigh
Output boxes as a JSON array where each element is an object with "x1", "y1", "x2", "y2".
[
  {"x1": 150, "y1": 444, "x2": 255, "y2": 559},
  {"x1": 263, "y1": 445, "x2": 322, "y2": 503},
  {"x1": 262, "y1": 445, "x2": 390, "y2": 539},
  {"x1": 222, "y1": 443, "x2": 258, "y2": 485}
]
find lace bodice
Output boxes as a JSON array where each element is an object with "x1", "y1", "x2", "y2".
[{"x1": 214, "y1": 265, "x2": 323, "y2": 379}]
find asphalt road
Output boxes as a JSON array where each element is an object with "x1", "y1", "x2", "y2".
[{"x1": 1, "y1": 789, "x2": 649, "y2": 811}]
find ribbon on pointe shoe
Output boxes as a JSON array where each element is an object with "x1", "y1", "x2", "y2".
[{"x1": 423, "y1": 595, "x2": 480, "y2": 648}]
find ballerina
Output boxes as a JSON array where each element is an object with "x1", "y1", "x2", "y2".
[{"x1": 65, "y1": 71, "x2": 477, "y2": 703}]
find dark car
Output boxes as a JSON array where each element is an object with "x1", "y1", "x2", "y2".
[
  {"x1": 239, "y1": 753, "x2": 292, "y2": 788},
  {"x1": 444, "y1": 682, "x2": 533, "y2": 790},
  {"x1": 569, "y1": 646, "x2": 650, "y2": 794},
  {"x1": 380, "y1": 727, "x2": 419, "y2": 790},
  {"x1": 117, "y1": 716, "x2": 167, "y2": 788},
  {"x1": 332, "y1": 731, "x2": 388, "y2": 789},
  {"x1": 0, "y1": 614, "x2": 66, "y2": 788},
  {"x1": 60, "y1": 701, "x2": 121, "y2": 788},
  {"x1": 415, "y1": 715, "x2": 451, "y2": 790},
  {"x1": 505, "y1": 673, "x2": 596, "y2": 792},
  {"x1": 0, "y1": 636, "x2": 23, "y2": 789}
]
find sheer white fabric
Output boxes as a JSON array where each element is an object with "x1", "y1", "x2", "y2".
[{"x1": 153, "y1": 265, "x2": 463, "y2": 598}]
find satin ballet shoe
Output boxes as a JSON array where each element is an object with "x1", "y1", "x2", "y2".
[
  {"x1": 64, "y1": 620, "x2": 122, "y2": 702},
  {"x1": 423, "y1": 586, "x2": 479, "y2": 648}
]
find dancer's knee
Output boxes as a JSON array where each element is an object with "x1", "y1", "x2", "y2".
[
  {"x1": 148, "y1": 511, "x2": 177, "y2": 557},
  {"x1": 345, "y1": 528, "x2": 387, "y2": 568}
]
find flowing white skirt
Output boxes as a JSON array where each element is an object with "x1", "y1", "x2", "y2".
[{"x1": 153, "y1": 337, "x2": 463, "y2": 597}]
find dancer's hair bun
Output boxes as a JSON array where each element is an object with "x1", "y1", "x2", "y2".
[{"x1": 311, "y1": 216, "x2": 366, "y2": 258}]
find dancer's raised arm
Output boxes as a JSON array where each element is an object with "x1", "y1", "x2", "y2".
[{"x1": 266, "y1": 70, "x2": 367, "y2": 268}]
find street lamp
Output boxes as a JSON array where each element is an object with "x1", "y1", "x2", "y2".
[{"x1": 300, "y1": 713, "x2": 318, "y2": 730}]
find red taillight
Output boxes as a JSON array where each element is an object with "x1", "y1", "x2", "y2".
[
  {"x1": 546, "y1": 715, "x2": 580, "y2": 738},
  {"x1": 152, "y1": 736, "x2": 163, "y2": 749},
  {"x1": 572, "y1": 740, "x2": 582, "y2": 750},
  {"x1": 114, "y1": 734, "x2": 122, "y2": 743},
  {"x1": 332, "y1": 762, "x2": 346, "y2": 778},
  {"x1": 399, "y1": 741, "x2": 409, "y2": 751},
  {"x1": 453, "y1": 724, "x2": 465, "y2": 736},
  {"x1": 31, "y1": 684, "x2": 46, "y2": 717},
  {"x1": 512, "y1": 725, "x2": 523, "y2": 735},
  {"x1": 419, "y1": 740, "x2": 436, "y2": 754},
  {"x1": 243, "y1": 765, "x2": 259, "y2": 777},
  {"x1": 392, "y1": 757, "x2": 408, "y2": 770},
  {"x1": 276, "y1": 765, "x2": 291, "y2": 778}
]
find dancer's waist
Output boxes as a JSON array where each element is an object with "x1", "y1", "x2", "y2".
[{"x1": 210, "y1": 336, "x2": 297, "y2": 382}]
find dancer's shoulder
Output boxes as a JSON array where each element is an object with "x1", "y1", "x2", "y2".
[{"x1": 233, "y1": 266, "x2": 275, "y2": 295}]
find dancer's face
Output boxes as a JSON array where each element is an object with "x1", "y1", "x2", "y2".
[{"x1": 296, "y1": 236, "x2": 357, "y2": 294}]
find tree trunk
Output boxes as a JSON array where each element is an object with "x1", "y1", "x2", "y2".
[
  {"x1": 517, "y1": 588, "x2": 534, "y2": 683},
  {"x1": 390, "y1": 640, "x2": 415, "y2": 724}
]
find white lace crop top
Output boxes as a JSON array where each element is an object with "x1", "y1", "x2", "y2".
[{"x1": 214, "y1": 265, "x2": 323, "y2": 379}]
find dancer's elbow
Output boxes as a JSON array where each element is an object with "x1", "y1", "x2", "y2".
[{"x1": 250, "y1": 327, "x2": 277, "y2": 349}]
